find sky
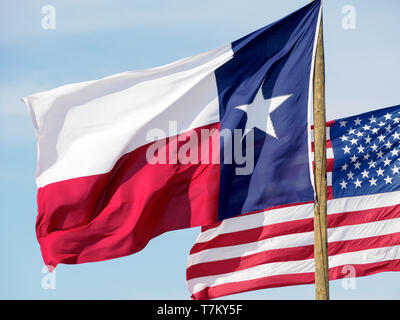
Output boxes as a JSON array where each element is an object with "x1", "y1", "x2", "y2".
[{"x1": 1, "y1": 0, "x2": 400, "y2": 300}]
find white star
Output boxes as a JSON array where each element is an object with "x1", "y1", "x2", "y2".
[
  {"x1": 356, "y1": 131, "x2": 364, "y2": 138},
  {"x1": 369, "y1": 115, "x2": 377, "y2": 123},
  {"x1": 361, "y1": 169, "x2": 369, "y2": 178},
  {"x1": 354, "y1": 161, "x2": 361, "y2": 170},
  {"x1": 350, "y1": 138, "x2": 358, "y2": 145},
  {"x1": 236, "y1": 84, "x2": 292, "y2": 139},
  {"x1": 371, "y1": 127, "x2": 379, "y2": 134},
  {"x1": 363, "y1": 124, "x2": 371, "y2": 131},
  {"x1": 386, "y1": 125, "x2": 392, "y2": 132},
  {"x1": 393, "y1": 132, "x2": 400, "y2": 140},
  {"x1": 363, "y1": 153, "x2": 371, "y2": 160},
  {"x1": 342, "y1": 145, "x2": 351, "y2": 154},
  {"x1": 394, "y1": 117, "x2": 400, "y2": 124},
  {"x1": 376, "y1": 168, "x2": 385, "y2": 176},
  {"x1": 354, "y1": 178, "x2": 362, "y2": 188},
  {"x1": 391, "y1": 165, "x2": 400, "y2": 174},
  {"x1": 341, "y1": 163, "x2": 349, "y2": 171},
  {"x1": 340, "y1": 135, "x2": 349, "y2": 142},
  {"x1": 384, "y1": 113, "x2": 392, "y2": 121},
  {"x1": 378, "y1": 121, "x2": 386, "y2": 127},
  {"x1": 383, "y1": 157, "x2": 391, "y2": 166},
  {"x1": 357, "y1": 145, "x2": 365, "y2": 154},
  {"x1": 348, "y1": 128, "x2": 356, "y2": 135},
  {"x1": 376, "y1": 150, "x2": 384, "y2": 158},
  {"x1": 347, "y1": 171, "x2": 354, "y2": 180},
  {"x1": 384, "y1": 141, "x2": 393, "y2": 149},
  {"x1": 368, "y1": 159, "x2": 376, "y2": 169},
  {"x1": 384, "y1": 175, "x2": 393, "y2": 184},
  {"x1": 340, "y1": 180, "x2": 348, "y2": 189},
  {"x1": 369, "y1": 177, "x2": 378, "y2": 186},
  {"x1": 377, "y1": 134, "x2": 385, "y2": 142},
  {"x1": 354, "y1": 117, "x2": 362, "y2": 126},
  {"x1": 364, "y1": 135, "x2": 372, "y2": 144},
  {"x1": 371, "y1": 143, "x2": 379, "y2": 152},
  {"x1": 368, "y1": 160, "x2": 377, "y2": 168},
  {"x1": 391, "y1": 148, "x2": 399, "y2": 157},
  {"x1": 350, "y1": 154, "x2": 358, "y2": 163},
  {"x1": 339, "y1": 120, "x2": 347, "y2": 127}
]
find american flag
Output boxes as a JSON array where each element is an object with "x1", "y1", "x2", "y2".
[{"x1": 186, "y1": 104, "x2": 400, "y2": 300}]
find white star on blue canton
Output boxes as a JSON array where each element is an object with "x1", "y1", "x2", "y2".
[
  {"x1": 342, "y1": 145, "x2": 351, "y2": 154},
  {"x1": 353, "y1": 178, "x2": 362, "y2": 188},
  {"x1": 236, "y1": 83, "x2": 292, "y2": 139},
  {"x1": 391, "y1": 165, "x2": 400, "y2": 174},
  {"x1": 384, "y1": 113, "x2": 392, "y2": 121},
  {"x1": 354, "y1": 117, "x2": 362, "y2": 126},
  {"x1": 361, "y1": 169, "x2": 369, "y2": 178},
  {"x1": 369, "y1": 177, "x2": 377, "y2": 186},
  {"x1": 368, "y1": 160, "x2": 376, "y2": 168},
  {"x1": 377, "y1": 168, "x2": 385, "y2": 176},
  {"x1": 384, "y1": 176, "x2": 393, "y2": 184},
  {"x1": 340, "y1": 180, "x2": 347, "y2": 189},
  {"x1": 333, "y1": 108, "x2": 400, "y2": 197}
]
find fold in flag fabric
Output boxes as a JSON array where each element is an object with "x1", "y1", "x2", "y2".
[
  {"x1": 23, "y1": 1, "x2": 321, "y2": 267},
  {"x1": 187, "y1": 104, "x2": 400, "y2": 300}
]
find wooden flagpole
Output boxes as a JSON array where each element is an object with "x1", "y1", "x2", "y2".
[{"x1": 312, "y1": 0, "x2": 329, "y2": 300}]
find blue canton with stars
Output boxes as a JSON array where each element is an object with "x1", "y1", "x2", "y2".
[{"x1": 331, "y1": 104, "x2": 400, "y2": 199}]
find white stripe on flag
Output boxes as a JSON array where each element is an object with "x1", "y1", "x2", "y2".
[{"x1": 310, "y1": 126, "x2": 331, "y2": 142}]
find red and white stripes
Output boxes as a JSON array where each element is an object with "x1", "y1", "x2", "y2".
[{"x1": 311, "y1": 120, "x2": 334, "y2": 199}]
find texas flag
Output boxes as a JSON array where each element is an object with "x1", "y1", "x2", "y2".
[{"x1": 23, "y1": 1, "x2": 321, "y2": 267}]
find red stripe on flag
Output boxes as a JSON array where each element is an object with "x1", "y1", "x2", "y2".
[
  {"x1": 311, "y1": 140, "x2": 332, "y2": 152},
  {"x1": 312, "y1": 159, "x2": 334, "y2": 173},
  {"x1": 327, "y1": 158, "x2": 334, "y2": 172},
  {"x1": 327, "y1": 186, "x2": 333, "y2": 199},
  {"x1": 310, "y1": 120, "x2": 334, "y2": 130},
  {"x1": 191, "y1": 272, "x2": 316, "y2": 300}
]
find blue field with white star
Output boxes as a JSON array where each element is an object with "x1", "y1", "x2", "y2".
[{"x1": 331, "y1": 105, "x2": 400, "y2": 198}]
